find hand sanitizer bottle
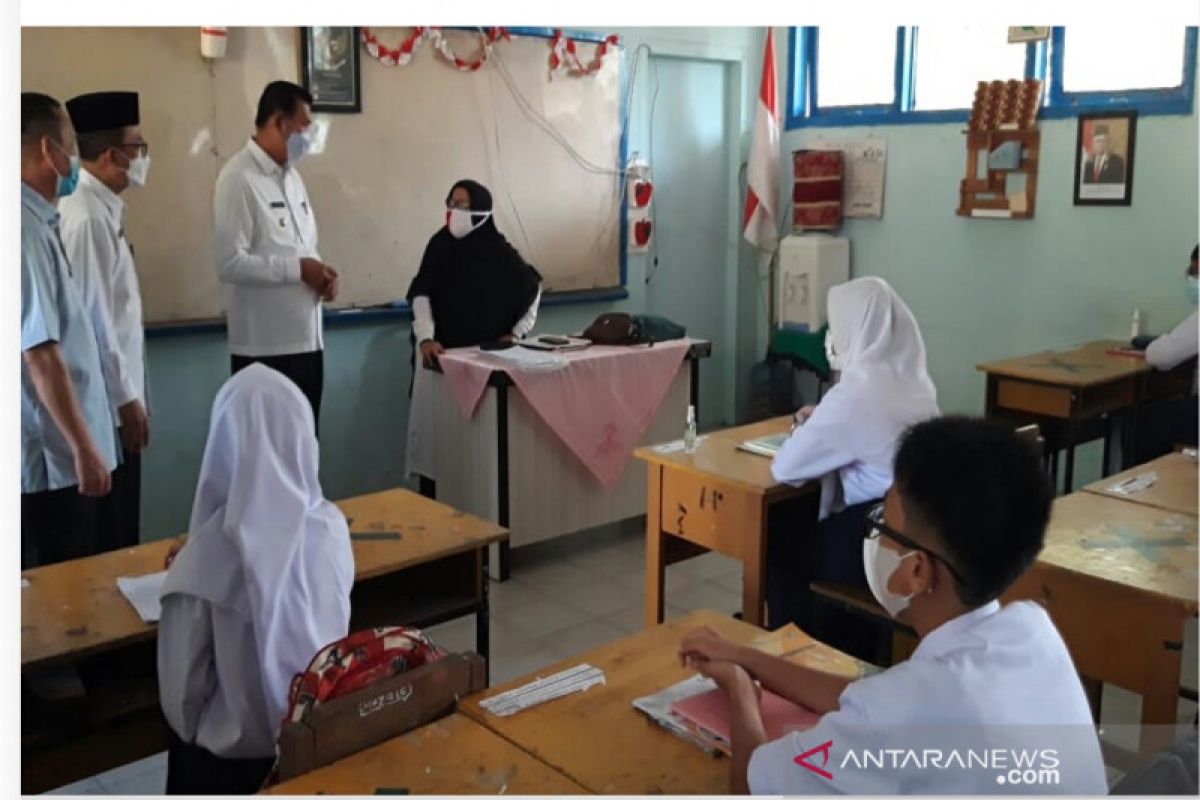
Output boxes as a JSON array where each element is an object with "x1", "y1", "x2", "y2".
[
  {"x1": 683, "y1": 405, "x2": 697, "y2": 453},
  {"x1": 1130, "y1": 308, "x2": 1142, "y2": 340}
]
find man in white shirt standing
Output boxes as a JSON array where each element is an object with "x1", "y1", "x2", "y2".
[
  {"x1": 680, "y1": 416, "x2": 1108, "y2": 795},
  {"x1": 214, "y1": 81, "x2": 338, "y2": 430},
  {"x1": 59, "y1": 90, "x2": 151, "y2": 552}
]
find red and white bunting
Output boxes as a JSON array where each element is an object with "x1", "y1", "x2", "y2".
[
  {"x1": 549, "y1": 29, "x2": 619, "y2": 77},
  {"x1": 361, "y1": 27, "x2": 426, "y2": 67}
]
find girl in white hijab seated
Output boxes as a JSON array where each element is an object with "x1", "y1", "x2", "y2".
[
  {"x1": 768, "y1": 277, "x2": 939, "y2": 661},
  {"x1": 158, "y1": 364, "x2": 354, "y2": 795}
]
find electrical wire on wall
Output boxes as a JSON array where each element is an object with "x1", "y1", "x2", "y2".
[
  {"x1": 480, "y1": 33, "x2": 654, "y2": 282},
  {"x1": 643, "y1": 51, "x2": 662, "y2": 285}
]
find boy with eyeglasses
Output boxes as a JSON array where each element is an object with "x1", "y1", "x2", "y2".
[{"x1": 679, "y1": 416, "x2": 1107, "y2": 794}]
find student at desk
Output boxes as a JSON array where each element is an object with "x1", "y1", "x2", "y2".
[
  {"x1": 680, "y1": 417, "x2": 1107, "y2": 795},
  {"x1": 1133, "y1": 244, "x2": 1199, "y2": 464},
  {"x1": 767, "y1": 277, "x2": 939, "y2": 659},
  {"x1": 158, "y1": 365, "x2": 353, "y2": 794}
]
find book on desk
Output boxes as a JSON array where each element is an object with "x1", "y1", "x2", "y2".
[{"x1": 737, "y1": 432, "x2": 790, "y2": 458}]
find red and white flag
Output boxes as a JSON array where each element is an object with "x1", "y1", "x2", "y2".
[{"x1": 742, "y1": 27, "x2": 780, "y2": 251}]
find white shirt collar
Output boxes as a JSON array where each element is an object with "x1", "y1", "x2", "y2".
[
  {"x1": 246, "y1": 137, "x2": 287, "y2": 177},
  {"x1": 910, "y1": 600, "x2": 1001, "y2": 661},
  {"x1": 77, "y1": 168, "x2": 125, "y2": 220}
]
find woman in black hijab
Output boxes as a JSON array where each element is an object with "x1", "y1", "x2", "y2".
[{"x1": 407, "y1": 180, "x2": 542, "y2": 368}]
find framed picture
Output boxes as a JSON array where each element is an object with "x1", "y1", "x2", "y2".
[
  {"x1": 299, "y1": 27, "x2": 361, "y2": 113},
  {"x1": 1007, "y1": 27, "x2": 1050, "y2": 43},
  {"x1": 1073, "y1": 111, "x2": 1136, "y2": 206}
]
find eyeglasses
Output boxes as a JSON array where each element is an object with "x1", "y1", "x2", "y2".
[
  {"x1": 445, "y1": 199, "x2": 471, "y2": 211},
  {"x1": 116, "y1": 141, "x2": 149, "y2": 158},
  {"x1": 864, "y1": 503, "x2": 967, "y2": 585}
]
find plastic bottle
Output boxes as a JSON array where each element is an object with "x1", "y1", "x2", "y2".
[
  {"x1": 1131, "y1": 308, "x2": 1142, "y2": 340},
  {"x1": 683, "y1": 405, "x2": 697, "y2": 453}
]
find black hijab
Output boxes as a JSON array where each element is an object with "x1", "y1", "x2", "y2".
[{"x1": 406, "y1": 180, "x2": 542, "y2": 349}]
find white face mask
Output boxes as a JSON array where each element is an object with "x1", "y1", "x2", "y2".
[
  {"x1": 824, "y1": 329, "x2": 844, "y2": 372},
  {"x1": 286, "y1": 129, "x2": 314, "y2": 164},
  {"x1": 863, "y1": 536, "x2": 916, "y2": 618},
  {"x1": 446, "y1": 208, "x2": 491, "y2": 239},
  {"x1": 125, "y1": 154, "x2": 151, "y2": 187}
]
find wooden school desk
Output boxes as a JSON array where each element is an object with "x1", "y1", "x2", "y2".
[
  {"x1": 977, "y1": 340, "x2": 1194, "y2": 492},
  {"x1": 1081, "y1": 452, "x2": 1199, "y2": 517},
  {"x1": 21, "y1": 488, "x2": 506, "y2": 794},
  {"x1": 459, "y1": 608, "x2": 870, "y2": 795},
  {"x1": 414, "y1": 341, "x2": 711, "y2": 581},
  {"x1": 635, "y1": 416, "x2": 817, "y2": 627},
  {"x1": 1004, "y1": 491, "x2": 1198, "y2": 754},
  {"x1": 265, "y1": 712, "x2": 587, "y2": 795}
]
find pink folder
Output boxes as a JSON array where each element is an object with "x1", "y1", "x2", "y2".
[{"x1": 670, "y1": 686, "x2": 820, "y2": 753}]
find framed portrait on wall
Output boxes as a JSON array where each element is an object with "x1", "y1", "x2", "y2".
[
  {"x1": 1073, "y1": 111, "x2": 1136, "y2": 206},
  {"x1": 299, "y1": 27, "x2": 362, "y2": 113}
]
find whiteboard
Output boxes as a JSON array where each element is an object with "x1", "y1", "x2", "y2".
[{"x1": 21, "y1": 27, "x2": 625, "y2": 323}]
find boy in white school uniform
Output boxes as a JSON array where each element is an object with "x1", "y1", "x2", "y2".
[{"x1": 680, "y1": 416, "x2": 1108, "y2": 795}]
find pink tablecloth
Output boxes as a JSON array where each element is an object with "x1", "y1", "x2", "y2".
[{"x1": 437, "y1": 340, "x2": 694, "y2": 488}]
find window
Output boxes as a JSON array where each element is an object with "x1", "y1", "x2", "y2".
[
  {"x1": 1061, "y1": 26, "x2": 1189, "y2": 92},
  {"x1": 912, "y1": 26, "x2": 1028, "y2": 111},
  {"x1": 816, "y1": 27, "x2": 897, "y2": 108},
  {"x1": 786, "y1": 25, "x2": 1197, "y2": 128}
]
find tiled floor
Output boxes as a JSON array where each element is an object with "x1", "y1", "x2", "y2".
[{"x1": 47, "y1": 518, "x2": 1199, "y2": 794}]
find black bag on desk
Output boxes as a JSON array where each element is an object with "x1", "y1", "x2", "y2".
[{"x1": 581, "y1": 312, "x2": 686, "y2": 345}]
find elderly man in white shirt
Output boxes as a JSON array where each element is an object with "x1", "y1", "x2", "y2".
[
  {"x1": 680, "y1": 416, "x2": 1108, "y2": 795},
  {"x1": 1132, "y1": 244, "x2": 1199, "y2": 464},
  {"x1": 59, "y1": 90, "x2": 151, "y2": 552},
  {"x1": 214, "y1": 81, "x2": 338, "y2": 431}
]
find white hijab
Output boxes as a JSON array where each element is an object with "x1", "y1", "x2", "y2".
[
  {"x1": 163, "y1": 364, "x2": 354, "y2": 730},
  {"x1": 774, "y1": 277, "x2": 940, "y2": 518}
]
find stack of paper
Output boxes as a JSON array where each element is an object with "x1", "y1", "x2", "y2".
[
  {"x1": 117, "y1": 571, "x2": 168, "y2": 623},
  {"x1": 1105, "y1": 471, "x2": 1158, "y2": 496},
  {"x1": 479, "y1": 346, "x2": 566, "y2": 373},
  {"x1": 479, "y1": 663, "x2": 605, "y2": 717}
]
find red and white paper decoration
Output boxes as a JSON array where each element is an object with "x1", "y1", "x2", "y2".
[
  {"x1": 626, "y1": 158, "x2": 653, "y2": 253},
  {"x1": 360, "y1": 27, "x2": 618, "y2": 77},
  {"x1": 549, "y1": 30, "x2": 619, "y2": 77}
]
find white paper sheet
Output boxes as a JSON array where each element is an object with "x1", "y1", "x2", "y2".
[
  {"x1": 480, "y1": 663, "x2": 605, "y2": 716},
  {"x1": 479, "y1": 346, "x2": 567, "y2": 372},
  {"x1": 117, "y1": 571, "x2": 168, "y2": 623}
]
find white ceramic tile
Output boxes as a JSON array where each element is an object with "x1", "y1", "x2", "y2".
[
  {"x1": 96, "y1": 765, "x2": 166, "y2": 796},
  {"x1": 667, "y1": 552, "x2": 742, "y2": 585},
  {"x1": 665, "y1": 579, "x2": 742, "y2": 615},
  {"x1": 556, "y1": 575, "x2": 643, "y2": 617},
  {"x1": 564, "y1": 545, "x2": 646, "y2": 585},
  {"x1": 44, "y1": 777, "x2": 107, "y2": 795},
  {"x1": 711, "y1": 570, "x2": 743, "y2": 594},
  {"x1": 539, "y1": 618, "x2": 629, "y2": 661},
  {"x1": 511, "y1": 560, "x2": 602, "y2": 598},
  {"x1": 488, "y1": 648, "x2": 564, "y2": 687},
  {"x1": 492, "y1": 601, "x2": 591, "y2": 649},
  {"x1": 487, "y1": 577, "x2": 556, "y2": 616},
  {"x1": 600, "y1": 605, "x2": 654, "y2": 635},
  {"x1": 425, "y1": 616, "x2": 477, "y2": 654}
]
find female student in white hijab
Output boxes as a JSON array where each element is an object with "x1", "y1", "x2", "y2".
[
  {"x1": 157, "y1": 364, "x2": 354, "y2": 794},
  {"x1": 767, "y1": 276, "x2": 939, "y2": 661}
]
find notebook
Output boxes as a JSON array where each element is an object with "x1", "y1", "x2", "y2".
[
  {"x1": 737, "y1": 432, "x2": 790, "y2": 458},
  {"x1": 670, "y1": 685, "x2": 820, "y2": 755},
  {"x1": 519, "y1": 335, "x2": 592, "y2": 352}
]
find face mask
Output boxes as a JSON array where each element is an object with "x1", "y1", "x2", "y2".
[
  {"x1": 863, "y1": 536, "x2": 916, "y2": 618},
  {"x1": 125, "y1": 154, "x2": 151, "y2": 187},
  {"x1": 824, "y1": 329, "x2": 844, "y2": 372},
  {"x1": 447, "y1": 208, "x2": 491, "y2": 239},
  {"x1": 1188, "y1": 276, "x2": 1199, "y2": 307},
  {"x1": 286, "y1": 129, "x2": 314, "y2": 164},
  {"x1": 54, "y1": 153, "x2": 80, "y2": 198}
]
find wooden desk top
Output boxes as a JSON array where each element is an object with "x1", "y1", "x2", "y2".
[
  {"x1": 22, "y1": 488, "x2": 507, "y2": 670},
  {"x1": 976, "y1": 340, "x2": 1150, "y2": 388},
  {"x1": 1039, "y1": 492, "x2": 1197, "y2": 612},
  {"x1": 264, "y1": 712, "x2": 586, "y2": 795},
  {"x1": 635, "y1": 416, "x2": 812, "y2": 498},
  {"x1": 458, "y1": 609, "x2": 868, "y2": 795},
  {"x1": 1082, "y1": 453, "x2": 1198, "y2": 517}
]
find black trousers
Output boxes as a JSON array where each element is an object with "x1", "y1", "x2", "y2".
[
  {"x1": 95, "y1": 447, "x2": 140, "y2": 553},
  {"x1": 165, "y1": 732, "x2": 275, "y2": 795},
  {"x1": 231, "y1": 350, "x2": 323, "y2": 433},
  {"x1": 21, "y1": 485, "x2": 99, "y2": 569},
  {"x1": 766, "y1": 498, "x2": 887, "y2": 663},
  {"x1": 1132, "y1": 394, "x2": 1199, "y2": 466}
]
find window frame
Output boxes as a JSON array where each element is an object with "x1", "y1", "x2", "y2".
[{"x1": 785, "y1": 25, "x2": 1196, "y2": 129}]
